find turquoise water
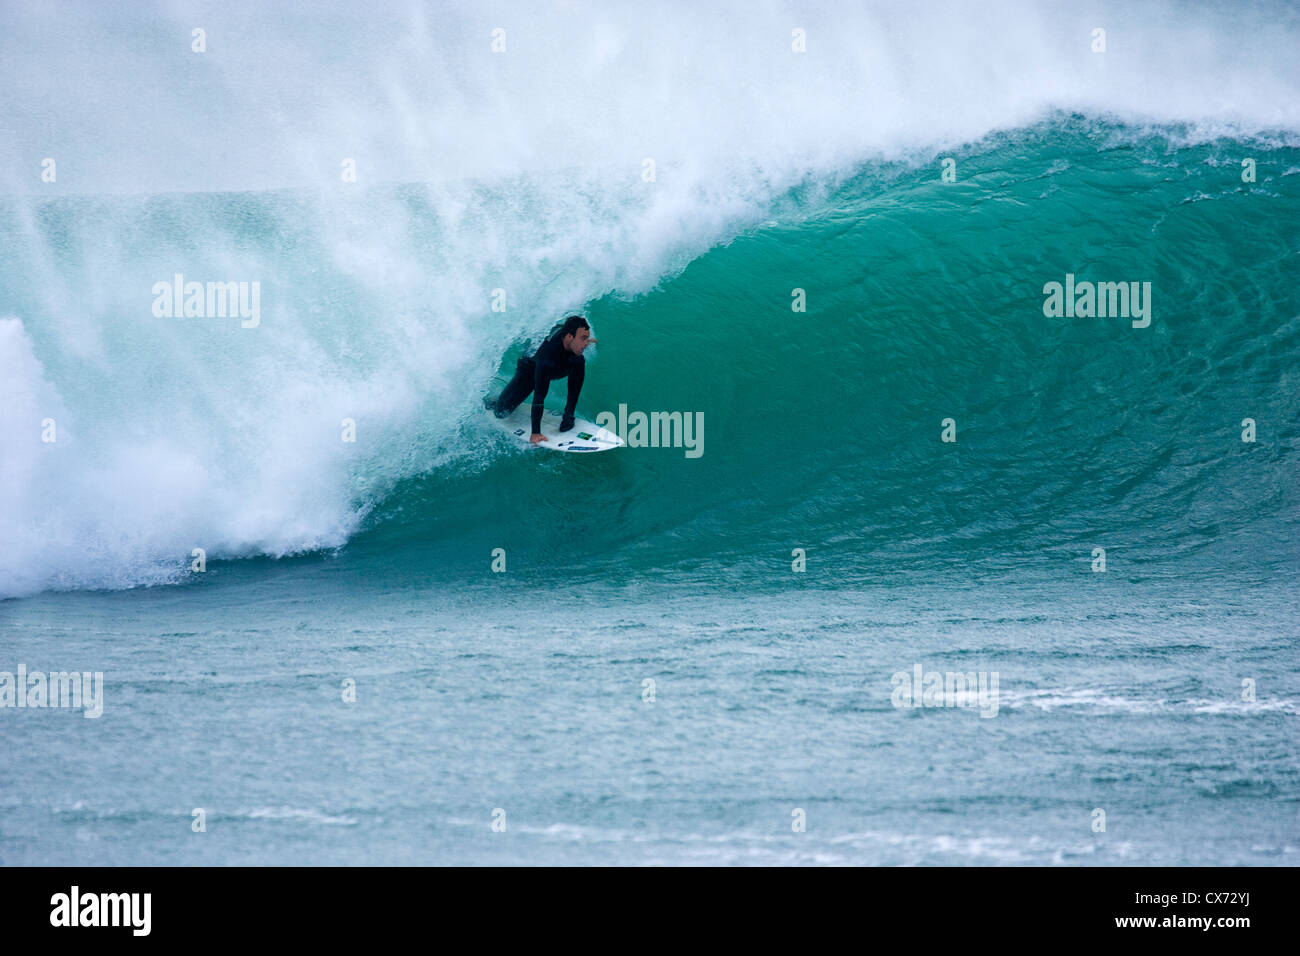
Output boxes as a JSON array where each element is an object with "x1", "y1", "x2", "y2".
[
  {"x1": 3, "y1": 579, "x2": 1298, "y2": 865},
  {"x1": 1, "y1": 2, "x2": 1299, "y2": 864}
]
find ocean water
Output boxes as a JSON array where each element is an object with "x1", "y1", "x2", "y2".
[{"x1": 1, "y1": 1, "x2": 1298, "y2": 865}]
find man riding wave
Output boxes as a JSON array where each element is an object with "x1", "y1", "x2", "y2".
[{"x1": 484, "y1": 315, "x2": 596, "y2": 444}]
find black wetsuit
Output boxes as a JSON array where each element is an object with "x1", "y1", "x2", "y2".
[{"x1": 492, "y1": 326, "x2": 586, "y2": 434}]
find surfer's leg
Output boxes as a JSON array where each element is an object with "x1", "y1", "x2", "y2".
[{"x1": 493, "y1": 355, "x2": 537, "y2": 416}]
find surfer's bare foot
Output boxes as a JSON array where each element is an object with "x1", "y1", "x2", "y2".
[{"x1": 530, "y1": 433, "x2": 546, "y2": 443}]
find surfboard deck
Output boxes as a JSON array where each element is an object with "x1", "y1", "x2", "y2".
[{"x1": 488, "y1": 405, "x2": 624, "y2": 453}]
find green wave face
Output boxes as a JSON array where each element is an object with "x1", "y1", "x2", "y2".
[{"x1": 363, "y1": 121, "x2": 1300, "y2": 588}]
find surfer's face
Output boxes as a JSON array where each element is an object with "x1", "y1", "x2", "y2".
[{"x1": 566, "y1": 327, "x2": 592, "y2": 354}]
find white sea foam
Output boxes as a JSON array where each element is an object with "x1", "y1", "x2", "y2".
[
  {"x1": 1000, "y1": 687, "x2": 1299, "y2": 715},
  {"x1": 3, "y1": 0, "x2": 1297, "y2": 199},
  {"x1": 236, "y1": 806, "x2": 360, "y2": 826}
]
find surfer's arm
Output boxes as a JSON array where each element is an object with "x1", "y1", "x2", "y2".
[{"x1": 561, "y1": 359, "x2": 584, "y2": 424}]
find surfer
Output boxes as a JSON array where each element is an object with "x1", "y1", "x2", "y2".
[{"x1": 484, "y1": 315, "x2": 596, "y2": 444}]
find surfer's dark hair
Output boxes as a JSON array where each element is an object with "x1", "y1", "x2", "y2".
[{"x1": 557, "y1": 315, "x2": 589, "y2": 338}]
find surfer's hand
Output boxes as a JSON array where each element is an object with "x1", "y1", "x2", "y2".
[{"x1": 530, "y1": 433, "x2": 546, "y2": 444}]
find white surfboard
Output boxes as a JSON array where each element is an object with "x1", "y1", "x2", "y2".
[{"x1": 489, "y1": 405, "x2": 624, "y2": 453}]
